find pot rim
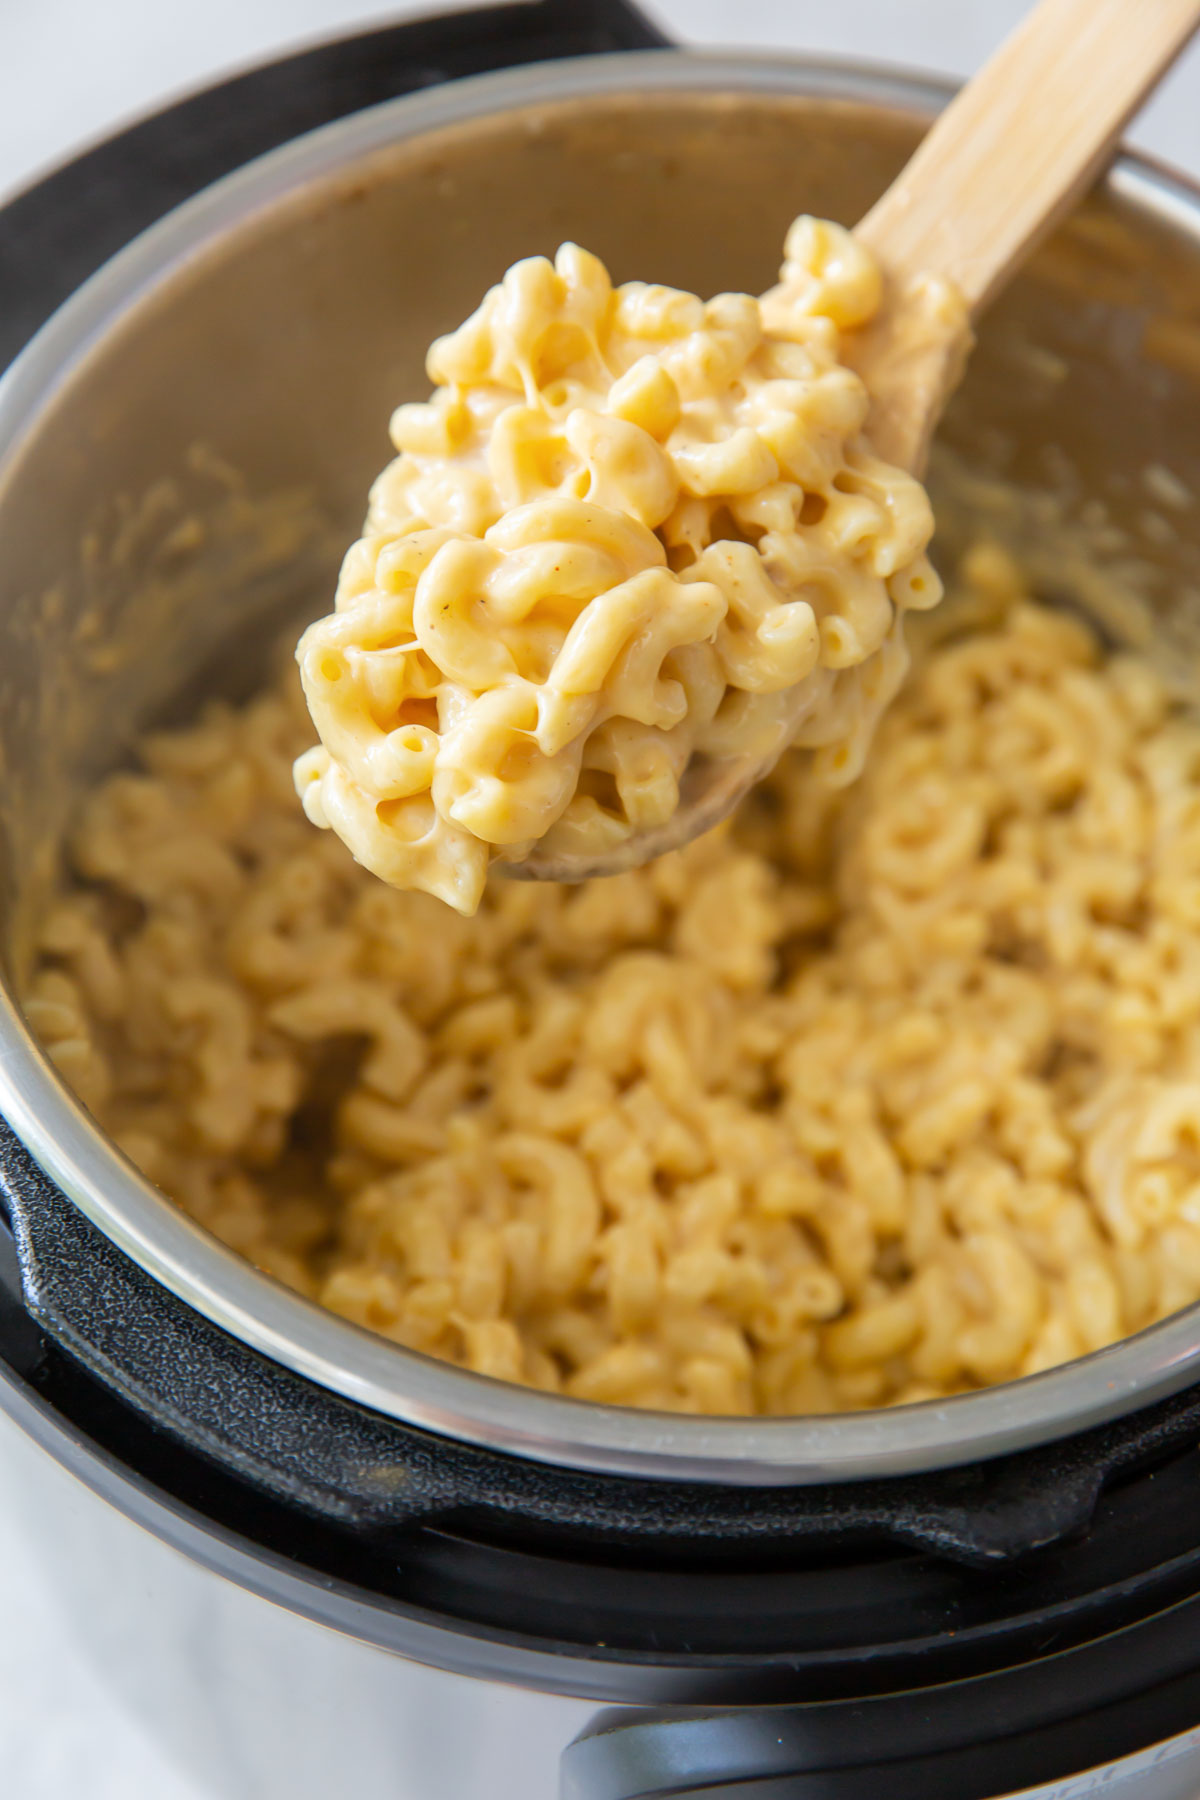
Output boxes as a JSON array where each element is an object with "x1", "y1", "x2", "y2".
[{"x1": 4, "y1": 46, "x2": 1200, "y2": 1487}]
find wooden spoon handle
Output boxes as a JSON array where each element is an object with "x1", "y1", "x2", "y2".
[
  {"x1": 852, "y1": 0, "x2": 1200, "y2": 472},
  {"x1": 857, "y1": 0, "x2": 1200, "y2": 314}
]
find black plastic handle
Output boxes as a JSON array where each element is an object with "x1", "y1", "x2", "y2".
[
  {"x1": 0, "y1": 0, "x2": 670, "y2": 373},
  {"x1": 562, "y1": 1620, "x2": 1200, "y2": 1800},
  {"x1": 10, "y1": 1112, "x2": 1200, "y2": 1562}
]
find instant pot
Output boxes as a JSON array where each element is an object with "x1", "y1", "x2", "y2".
[{"x1": 5, "y1": 4, "x2": 1200, "y2": 1795}]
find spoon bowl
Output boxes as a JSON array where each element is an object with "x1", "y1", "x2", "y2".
[{"x1": 502, "y1": 742, "x2": 770, "y2": 882}]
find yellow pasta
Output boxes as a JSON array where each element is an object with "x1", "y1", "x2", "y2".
[
  {"x1": 27, "y1": 542, "x2": 1200, "y2": 1414},
  {"x1": 294, "y1": 219, "x2": 940, "y2": 913}
]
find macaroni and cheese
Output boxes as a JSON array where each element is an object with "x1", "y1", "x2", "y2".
[
  {"x1": 27, "y1": 543, "x2": 1200, "y2": 1414},
  {"x1": 294, "y1": 220, "x2": 941, "y2": 913}
]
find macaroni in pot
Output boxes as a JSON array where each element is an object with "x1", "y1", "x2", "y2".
[
  {"x1": 26, "y1": 542, "x2": 1200, "y2": 1414},
  {"x1": 293, "y1": 220, "x2": 940, "y2": 913}
]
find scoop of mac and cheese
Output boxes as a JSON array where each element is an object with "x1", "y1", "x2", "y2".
[{"x1": 294, "y1": 219, "x2": 941, "y2": 912}]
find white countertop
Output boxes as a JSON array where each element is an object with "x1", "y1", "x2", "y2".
[
  {"x1": 1, "y1": 5, "x2": 1198, "y2": 1797},
  {"x1": 4, "y1": 0, "x2": 1200, "y2": 206}
]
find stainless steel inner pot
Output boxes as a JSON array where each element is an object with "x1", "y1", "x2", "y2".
[{"x1": 4, "y1": 52, "x2": 1200, "y2": 1486}]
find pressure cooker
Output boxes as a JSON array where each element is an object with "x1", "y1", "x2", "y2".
[{"x1": 5, "y1": 3, "x2": 1200, "y2": 1794}]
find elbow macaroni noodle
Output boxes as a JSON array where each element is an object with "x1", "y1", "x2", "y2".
[
  {"x1": 293, "y1": 220, "x2": 941, "y2": 912},
  {"x1": 26, "y1": 540, "x2": 1200, "y2": 1413}
]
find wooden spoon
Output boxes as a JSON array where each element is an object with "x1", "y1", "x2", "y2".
[{"x1": 514, "y1": 0, "x2": 1200, "y2": 884}]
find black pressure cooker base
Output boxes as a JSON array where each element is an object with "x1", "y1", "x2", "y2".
[
  {"x1": 564, "y1": 1643, "x2": 1200, "y2": 1800},
  {"x1": 10, "y1": 1111, "x2": 1200, "y2": 1577},
  {"x1": 8, "y1": 1138, "x2": 1200, "y2": 1715},
  {"x1": 9, "y1": 1210, "x2": 1200, "y2": 1790}
]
